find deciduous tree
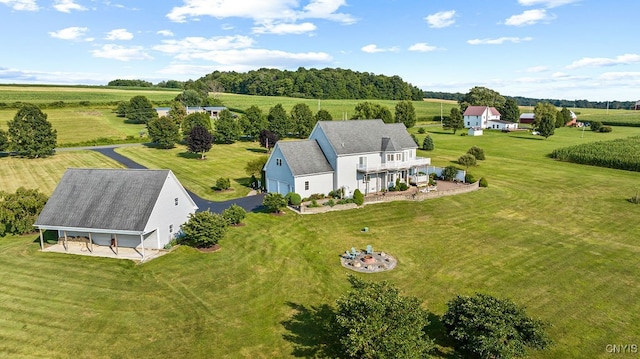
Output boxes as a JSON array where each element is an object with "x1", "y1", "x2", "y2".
[
  {"x1": 556, "y1": 106, "x2": 572, "y2": 128},
  {"x1": 180, "y1": 210, "x2": 227, "y2": 248},
  {"x1": 315, "y1": 109, "x2": 332, "y2": 122},
  {"x1": 291, "y1": 103, "x2": 315, "y2": 138},
  {"x1": 534, "y1": 102, "x2": 557, "y2": 138},
  {"x1": 175, "y1": 89, "x2": 203, "y2": 107},
  {"x1": 459, "y1": 86, "x2": 506, "y2": 113},
  {"x1": 268, "y1": 103, "x2": 290, "y2": 138},
  {"x1": 147, "y1": 116, "x2": 180, "y2": 149},
  {"x1": 259, "y1": 129, "x2": 279, "y2": 152},
  {"x1": 167, "y1": 101, "x2": 187, "y2": 126},
  {"x1": 0, "y1": 129, "x2": 8, "y2": 151},
  {"x1": 7, "y1": 104, "x2": 57, "y2": 158},
  {"x1": 186, "y1": 125, "x2": 213, "y2": 159},
  {"x1": 395, "y1": 100, "x2": 416, "y2": 128},
  {"x1": 215, "y1": 109, "x2": 240, "y2": 144},
  {"x1": 239, "y1": 105, "x2": 268, "y2": 139},
  {"x1": 499, "y1": 97, "x2": 520, "y2": 123},
  {"x1": 442, "y1": 293, "x2": 551, "y2": 359},
  {"x1": 0, "y1": 187, "x2": 48, "y2": 236},
  {"x1": 352, "y1": 101, "x2": 393, "y2": 123},
  {"x1": 467, "y1": 146, "x2": 485, "y2": 160},
  {"x1": 334, "y1": 276, "x2": 434, "y2": 358},
  {"x1": 182, "y1": 112, "x2": 212, "y2": 141},
  {"x1": 245, "y1": 156, "x2": 268, "y2": 177},
  {"x1": 458, "y1": 154, "x2": 477, "y2": 168}
]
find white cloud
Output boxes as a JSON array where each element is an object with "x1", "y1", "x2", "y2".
[
  {"x1": 157, "y1": 30, "x2": 174, "y2": 37},
  {"x1": 49, "y1": 26, "x2": 89, "y2": 40},
  {"x1": 361, "y1": 44, "x2": 398, "y2": 53},
  {"x1": 599, "y1": 72, "x2": 640, "y2": 81},
  {"x1": 53, "y1": 0, "x2": 87, "y2": 13},
  {"x1": 105, "y1": 29, "x2": 133, "y2": 40},
  {"x1": 518, "y1": 0, "x2": 580, "y2": 8},
  {"x1": 167, "y1": 0, "x2": 355, "y2": 25},
  {"x1": 524, "y1": 65, "x2": 548, "y2": 73},
  {"x1": 90, "y1": 44, "x2": 153, "y2": 61},
  {"x1": 0, "y1": 67, "x2": 110, "y2": 85},
  {"x1": 173, "y1": 49, "x2": 332, "y2": 66},
  {"x1": 153, "y1": 35, "x2": 255, "y2": 54},
  {"x1": 467, "y1": 37, "x2": 533, "y2": 45},
  {"x1": 252, "y1": 21, "x2": 317, "y2": 35},
  {"x1": 0, "y1": 0, "x2": 38, "y2": 11},
  {"x1": 566, "y1": 54, "x2": 640, "y2": 69},
  {"x1": 408, "y1": 43, "x2": 437, "y2": 52},
  {"x1": 504, "y1": 9, "x2": 552, "y2": 26},
  {"x1": 424, "y1": 10, "x2": 455, "y2": 28}
]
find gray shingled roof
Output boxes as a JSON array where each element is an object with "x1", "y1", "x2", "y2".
[
  {"x1": 35, "y1": 168, "x2": 171, "y2": 232},
  {"x1": 315, "y1": 120, "x2": 417, "y2": 155},
  {"x1": 277, "y1": 140, "x2": 334, "y2": 176}
]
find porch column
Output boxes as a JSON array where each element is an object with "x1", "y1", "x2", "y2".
[
  {"x1": 88, "y1": 232, "x2": 93, "y2": 253},
  {"x1": 113, "y1": 234, "x2": 118, "y2": 255},
  {"x1": 63, "y1": 230, "x2": 68, "y2": 252},
  {"x1": 38, "y1": 228, "x2": 44, "y2": 250},
  {"x1": 139, "y1": 234, "x2": 145, "y2": 260}
]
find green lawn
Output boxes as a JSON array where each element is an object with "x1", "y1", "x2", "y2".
[
  {"x1": 115, "y1": 141, "x2": 269, "y2": 201},
  {"x1": 0, "y1": 85, "x2": 180, "y2": 104},
  {"x1": 2, "y1": 100, "x2": 640, "y2": 357}
]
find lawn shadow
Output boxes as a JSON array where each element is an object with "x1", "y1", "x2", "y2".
[
  {"x1": 246, "y1": 148, "x2": 268, "y2": 154},
  {"x1": 281, "y1": 302, "x2": 342, "y2": 358},
  {"x1": 427, "y1": 129, "x2": 456, "y2": 135},
  {"x1": 509, "y1": 135, "x2": 545, "y2": 141},
  {"x1": 177, "y1": 151, "x2": 204, "y2": 159},
  {"x1": 425, "y1": 312, "x2": 462, "y2": 359}
]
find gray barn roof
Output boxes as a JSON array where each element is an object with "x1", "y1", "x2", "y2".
[
  {"x1": 315, "y1": 119, "x2": 417, "y2": 155},
  {"x1": 277, "y1": 140, "x2": 334, "y2": 176},
  {"x1": 35, "y1": 168, "x2": 173, "y2": 232}
]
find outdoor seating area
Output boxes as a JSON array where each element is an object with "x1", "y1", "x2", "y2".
[{"x1": 340, "y1": 245, "x2": 397, "y2": 273}]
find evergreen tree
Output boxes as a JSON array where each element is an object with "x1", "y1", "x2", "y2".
[
  {"x1": 444, "y1": 107, "x2": 464, "y2": 134},
  {"x1": 395, "y1": 100, "x2": 416, "y2": 128},
  {"x1": 422, "y1": 135, "x2": 434, "y2": 151},
  {"x1": 7, "y1": 104, "x2": 57, "y2": 158},
  {"x1": 215, "y1": 109, "x2": 240, "y2": 143},
  {"x1": 268, "y1": 103, "x2": 289, "y2": 138},
  {"x1": 147, "y1": 116, "x2": 180, "y2": 149}
]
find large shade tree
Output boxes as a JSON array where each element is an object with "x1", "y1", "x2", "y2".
[
  {"x1": 147, "y1": 116, "x2": 180, "y2": 149},
  {"x1": 442, "y1": 293, "x2": 551, "y2": 359},
  {"x1": 534, "y1": 102, "x2": 557, "y2": 138},
  {"x1": 290, "y1": 103, "x2": 315, "y2": 138},
  {"x1": 215, "y1": 109, "x2": 241, "y2": 144},
  {"x1": 182, "y1": 112, "x2": 211, "y2": 141},
  {"x1": 315, "y1": 109, "x2": 332, "y2": 122},
  {"x1": 459, "y1": 86, "x2": 506, "y2": 113},
  {"x1": 352, "y1": 101, "x2": 394, "y2": 123},
  {"x1": 186, "y1": 125, "x2": 214, "y2": 159},
  {"x1": 239, "y1": 105, "x2": 268, "y2": 140},
  {"x1": 167, "y1": 101, "x2": 187, "y2": 126},
  {"x1": 268, "y1": 103, "x2": 290, "y2": 138},
  {"x1": 395, "y1": 100, "x2": 416, "y2": 128},
  {"x1": 444, "y1": 107, "x2": 464, "y2": 134},
  {"x1": 259, "y1": 129, "x2": 279, "y2": 152},
  {"x1": 334, "y1": 276, "x2": 434, "y2": 358},
  {"x1": 499, "y1": 97, "x2": 521, "y2": 123},
  {"x1": 7, "y1": 104, "x2": 57, "y2": 158}
]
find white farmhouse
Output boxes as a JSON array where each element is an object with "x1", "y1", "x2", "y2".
[
  {"x1": 34, "y1": 168, "x2": 197, "y2": 258},
  {"x1": 264, "y1": 120, "x2": 431, "y2": 198},
  {"x1": 463, "y1": 106, "x2": 518, "y2": 131}
]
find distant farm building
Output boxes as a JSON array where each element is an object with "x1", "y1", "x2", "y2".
[
  {"x1": 463, "y1": 106, "x2": 518, "y2": 131},
  {"x1": 154, "y1": 106, "x2": 227, "y2": 119},
  {"x1": 520, "y1": 111, "x2": 577, "y2": 126},
  {"x1": 635, "y1": 100, "x2": 640, "y2": 110}
]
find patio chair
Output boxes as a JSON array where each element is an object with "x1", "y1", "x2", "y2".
[
  {"x1": 345, "y1": 250, "x2": 355, "y2": 259},
  {"x1": 351, "y1": 247, "x2": 360, "y2": 256},
  {"x1": 366, "y1": 245, "x2": 373, "y2": 254}
]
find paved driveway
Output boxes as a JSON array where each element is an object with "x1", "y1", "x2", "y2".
[{"x1": 91, "y1": 147, "x2": 265, "y2": 213}]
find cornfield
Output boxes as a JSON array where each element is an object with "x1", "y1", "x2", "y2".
[{"x1": 550, "y1": 136, "x2": 640, "y2": 172}]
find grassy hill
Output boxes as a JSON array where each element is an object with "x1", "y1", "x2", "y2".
[{"x1": 1, "y1": 87, "x2": 640, "y2": 358}]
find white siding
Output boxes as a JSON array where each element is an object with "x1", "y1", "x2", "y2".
[
  {"x1": 144, "y1": 172, "x2": 197, "y2": 249},
  {"x1": 294, "y1": 173, "x2": 334, "y2": 198}
]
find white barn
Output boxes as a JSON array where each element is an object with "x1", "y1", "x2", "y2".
[{"x1": 34, "y1": 168, "x2": 197, "y2": 258}]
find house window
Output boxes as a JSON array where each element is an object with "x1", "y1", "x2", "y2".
[
  {"x1": 396, "y1": 153, "x2": 402, "y2": 161},
  {"x1": 169, "y1": 224, "x2": 173, "y2": 233},
  {"x1": 305, "y1": 181, "x2": 309, "y2": 190},
  {"x1": 276, "y1": 158, "x2": 282, "y2": 166},
  {"x1": 467, "y1": 121, "x2": 470, "y2": 126},
  {"x1": 364, "y1": 174, "x2": 370, "y2": 182},
  {"x1": 386, "y1": 154, "x2": 394, "y2": 162},
  {"x1": 174, "y1": 198, "x2": 179, "y2": 206},
  {"x1": 358, "y1": 156, "x2": 367, "y2": 169}
]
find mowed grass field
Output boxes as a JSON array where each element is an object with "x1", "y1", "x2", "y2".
[{"x1": 1, "y1": 89, "x2": 640, "y2": 358}]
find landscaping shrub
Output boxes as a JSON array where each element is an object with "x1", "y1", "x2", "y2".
[
  {"x1": 285, "y1": 192, "x2": 302, "y2": 206},
  {"x1": 460, "y1": 132, "x2": 467, "y2": 136},
  {"x1": 457, "y1": 154, "x2": 477, "y2": 168},
  {"x1": 629, "y1": 192, "x2": 640, "y2": 204},
  {"x1": 467, "y1": 146, "x2": 485, "y2": 160},
  {"x1": 309, "y1": 193, "x2": 325, "y2": 200},
  {"x1": 417, "y1": 127, "x2": 426, "y2": 134},
  {"x1": 324, "y1": 199, "x2": 335, "y2": 207},
  {"x1": 263, "y1": 193, "x2": 287, "y2": 213},
  {"x1": 442, "y1": 166, "x2": 459, "y2": 181},
  {"x1": 353, "y1": 189, "x2": 364, "y2": 206},
  {"x1": 222, "y1": 204, "x2": 246, "y2": 225},
  {"x1": 599, "y1": 126, "x2": 612, "y2": 133},
  {"x1": 180, "y1": 210, "x2": 227, "y2": 248},
  {"x1": 465, "y1": 173, "x2": 476, "y2": 183},
  {"x1": 479, "y1": 177, "x2": 488, "y2": 187},
  {"x1": 215, "y1": 177, "x2": 231, "y2": 190},
  {"x1": 590, "y1": 121, "x2": 602, "y2": 131},
  {"x1": 308, "y1": 199, "x2": 320, "y2": 208}
]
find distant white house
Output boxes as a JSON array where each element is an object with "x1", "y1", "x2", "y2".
[
  {"x1": 463, "y1": 106, "x2": 517, "y2": 130},
  {"x1": 263, "y1": 120, "x2": 431, "y2": 198},
  {"x1": 154, "y1": 106, "x2": 227, "y2": 119},
  {"x1": 635, "y1": 100, "x2": 640, "y2": 110},
  {"x1": 34, "y1": 169, "x2": 198, "y2": 258}
]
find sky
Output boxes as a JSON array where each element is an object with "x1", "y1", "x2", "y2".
[{"x1": 1, "y1": 0, "x2": 639, "y2": 102}]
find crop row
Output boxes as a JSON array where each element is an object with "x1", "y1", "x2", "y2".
[{"x1": 550, "y1": 136, "x2": 640, "y2": 172}]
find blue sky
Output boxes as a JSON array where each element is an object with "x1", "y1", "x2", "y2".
[{"x1": 1, "y1": 0, "x2": 638, "y2": 101}]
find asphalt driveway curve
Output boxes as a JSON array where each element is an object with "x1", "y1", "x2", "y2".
[{"x1": 91, "y1": 146, "x2": 266, "y2": 213}]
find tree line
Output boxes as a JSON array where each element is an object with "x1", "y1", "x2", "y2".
[{"x1": 424, "y1": 90, "x2": 636, "y2": 110}]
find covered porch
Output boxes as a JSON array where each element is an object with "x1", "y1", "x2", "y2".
[
  {"x1": 41, "y1": 241, "x2": 167, "y2": 262},
  {"x1": 357, "y1": 161, "x2": 431, "y2": 194}
]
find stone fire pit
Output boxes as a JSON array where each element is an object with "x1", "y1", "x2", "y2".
[{"x1": 340, "y1": 249, "x2": 397, "y2": 273}]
